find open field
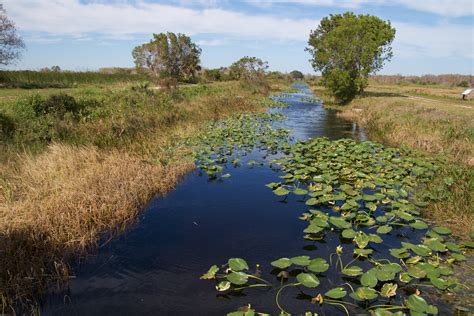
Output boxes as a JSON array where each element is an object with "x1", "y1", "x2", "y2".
[
  {"x1": 311, "y1": 83, "x2": 474, "y2": 239},
  {"x1": 0, "y1": 78, "x2": 285, "y2": 312}
]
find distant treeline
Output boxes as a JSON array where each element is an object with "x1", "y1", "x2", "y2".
[
  {"x1": 0, "y1": 68, "x2": 146, "y2": 89},
  {"x1": 369, "y1": 74, "x2": 473, "y2": 87},
  {"x1": 0, "y1": 67, "x2": 298, "y2": 90}
]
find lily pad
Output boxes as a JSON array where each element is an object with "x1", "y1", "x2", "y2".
[
  {"x1": 271, "y1": 258, "x2": 292, "y2": 269},
  {"x1": 227, "y1": 272, "x2": 248, "y2": 285},
  {"x1": 296, "y1": 273, "x2": 320, "y2": 288},
  {"x1": 325, "y1": 287, "x2": 347, "y2": 299},
  {"x1": 228, "y1": 258, "x2": 249, "y2": 271},
  {"x1": 307, "y1": 258, "x2": 329, "y2": 273}
]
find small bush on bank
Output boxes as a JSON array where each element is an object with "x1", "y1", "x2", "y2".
[
  {"x1": 0, "y1": 112, "x2": 15, "y2": 139},
  {"x1": 32, "y1": 94, "x2": 82, "y2": 117}
]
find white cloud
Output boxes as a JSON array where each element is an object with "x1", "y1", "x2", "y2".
[
  {"x1": 196, "y1": 39, "x2": 228, "y2": 46},
  {"x1": 3, "y1": 0, "x2": 317, "y2": 41},
  {"x1": 394, "y1": 22, "x2": 473, "y2": 59},
  {"x1": 2, "y1": 0, "x2": 472, "y2": 62},
  {"x1": 246, "y1": 0, "x2": 474, "y2": 17}
]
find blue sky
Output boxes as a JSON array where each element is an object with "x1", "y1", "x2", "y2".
[{"x1": 3, "y1": 0, "x2": 474, "y2": 75}]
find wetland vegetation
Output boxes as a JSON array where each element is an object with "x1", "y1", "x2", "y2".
[
  {"x1": 0, "y1": 5, "x2": 472, "y2": 316},
  {"x1": 196, "y1": 86, "x2": 473, "y2": 315}
]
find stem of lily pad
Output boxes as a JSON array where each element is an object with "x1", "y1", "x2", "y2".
[
  {"x1": 369, "y1": 305, "x2": 406, "y2": 311},
  {"x1": 246, "y1": 274, "x2": 271, "y2": 284},
  {"x1": 276, "y1": 282, "x2": 299, "y2": 314},
  {"x1": 325, "y1": 298, "x2": 357, "y2": 307},
  {"x1": 325, "y1": 301, "x2": 350, "y2": 316},
  {"x1": 343, "y1": 255, "x2": 360, "y2": 270},
  {"x1": 233, "y1": 284, "x2": 272, "y2": 291}
]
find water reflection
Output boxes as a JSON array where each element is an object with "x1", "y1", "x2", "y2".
[{"x1": 42, "y1": 84, "x2": 369, "y2": 315}]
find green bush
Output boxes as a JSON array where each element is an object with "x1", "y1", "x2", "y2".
[
  {"x1": 32, "y1": 94, "x2": 83, "y2": 117},
  {"x1": 457, "y1": 81, "x2": 469, "y2": 88},
  {"x1": 0, "y1": 112, "x2": 15, "y2": 139}
]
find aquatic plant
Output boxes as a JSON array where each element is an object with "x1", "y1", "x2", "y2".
[
  {"x1": 193, "y1": 110, "x2": 292, "y2": 180},
  {"x1": 200, "y1": 89, "x2": 473, "y2": 315}
]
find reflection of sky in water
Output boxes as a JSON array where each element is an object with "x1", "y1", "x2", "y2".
[{"x1": 42, "y1": 85, "x2": 448, "y2": 316}]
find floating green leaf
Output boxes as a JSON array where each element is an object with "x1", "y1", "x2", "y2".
[
  {"x1": 228, "y1": 258, "x2": 249, "y2": 271},
  {"x1": 227, "y1": 272, "x2": 248, "y2": 285},
  {"x1": 200, "y1": 265, "x2": 219, "y2": 279},
  {"x1": 296, "y1": 273, "x2": 320, "y2": 288},
  {"x1": 271, "y1": 258, "x2": 292, "y2": 269},
  {"x1": 307, "y1": 258, "x2": 329, "y2": 273},
  {"x1": 290, "y1": 256, "x2": 310, "y2": 266},
  {"x1": 342, "y1": 266, "x2": 364, "y2": 276},
  {"x1": 325, "y1": 287, "x2": 347, "y2": 299}
]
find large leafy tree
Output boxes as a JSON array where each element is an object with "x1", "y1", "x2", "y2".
[
  {"x1": 132, "y1": 32, "x2": 201, "y2": 82},
  {"x1": 0, "y1": 5, "x2": 25, "y2": 66},
  {"x1": 229, "y1": 56, "x2": 268, "y2": 82},
  {"x1": 290, "y1": 70, "x2": 304, "y2": 80},
  {"x1": 306, "y1": 12, "x2": 395, "y2": 102}
]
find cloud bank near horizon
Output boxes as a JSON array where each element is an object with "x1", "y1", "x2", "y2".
[{"x1": 3, "y1": 0, "x2": 473, "y2": 73}]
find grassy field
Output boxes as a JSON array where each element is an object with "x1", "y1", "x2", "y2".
[
  {"x1": 0, "y1": 78, "x2": 284, "y2": 312},
  {"x1": 0, "y1": 70, "x2": 145, "y2": 89},
  {"x1": 311, "y1": 83, "x2": 474, "y2": 239}
]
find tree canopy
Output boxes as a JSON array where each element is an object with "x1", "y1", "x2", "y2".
[
  {"x1": 290, "y1": 70, "x2": 304, "y2": 80},
  {"x1": 132, "y1": 32, "x2": 201, "y2": 82},
  {"x1": 306, "y1": 12, "x2": 395, "y2": 102},
  {"x1": 0, "y1": 5, "x2": 25, "y2": 66},
  {"x1": 229, "y1": 56, "x2": 268, "y2": 82}
]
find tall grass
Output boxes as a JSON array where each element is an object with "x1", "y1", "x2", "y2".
[
  {"x1": 332, "y1": 91, "x2": 474, "y2": 239},
  {"x1": 0, "y1": 80, "x2": 276, "y2": 313},
  {"x1": 0, "y1": 70, "x2": 145, "y2": 89}
]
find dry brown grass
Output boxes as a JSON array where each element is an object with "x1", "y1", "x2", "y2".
[
  {"x1": 0, "y1": 144, "x2": 193, "y2": 312},
  {"x1": 311, "y1": 84, "x2": 474, "y2": 239},
  {"x1": 0, "y1": 81, "x2": 275, "y2": 312}
]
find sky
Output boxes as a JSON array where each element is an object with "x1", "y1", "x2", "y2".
[{"x1": 2, "y1": 0, "x2": 474, "y2": 75}]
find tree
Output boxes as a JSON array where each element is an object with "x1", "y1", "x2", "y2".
[
  {"x1": 132, "y1": 32, "x2": 201, "y2": 82},
  {"x1": 306, "y1": 12, "x2": 395, "y2": 103},
  {"x1": 229, "y1": 56, "x2": 268, "y2": 82},
  {"x1": 0, "y1": 5, "x2": 25, "y2": 66},
  {"x1": 290, "y1": 70, "x2": 304, "y2": 80}
]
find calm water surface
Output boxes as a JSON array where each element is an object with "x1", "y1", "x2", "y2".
[{"x1": 43, "y1": 84, "x2": 443, "y2": 315}]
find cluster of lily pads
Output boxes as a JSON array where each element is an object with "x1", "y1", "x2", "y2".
[
  {"x1": 300, "y1": 97, "x2": 321, "y2": 103},
  {"x1": 193, "y1": 111, "x2": 292, "y2": 179},
  {"x1": 197, "y1": 91, "x2": 473, "y2": 315}
]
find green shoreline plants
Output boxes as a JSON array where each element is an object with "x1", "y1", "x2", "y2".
[{"x1": 199, "y1": 90, "x2": 473, "y2": 315}]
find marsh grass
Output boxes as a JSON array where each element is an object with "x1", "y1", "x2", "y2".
[
  {"x1": 0, "y1": 80, "x2": 275, "y2": 312},
  {"x1": 0, "y1": 70, "x2": 144, "y2": 89},
  {"x1": 313, "y1": 84, "x2": 474, "y2": 239}
]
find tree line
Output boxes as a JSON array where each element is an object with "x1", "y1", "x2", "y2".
[{"x1": 2, "y1": 4, "x2": 396, "y2": 102}]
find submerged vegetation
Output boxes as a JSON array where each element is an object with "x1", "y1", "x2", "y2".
[{"x1": 198, "y1": 87, "x2": 473, "y2": 315}]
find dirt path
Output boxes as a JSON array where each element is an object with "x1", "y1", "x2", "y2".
[{"x1": 403, "y1": 94, "x2": 474, "y2": 110}]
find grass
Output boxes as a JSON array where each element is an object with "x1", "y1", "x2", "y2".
[
  {"x1": 310, "y1": 83, "x2": 473, "y2": 239},
  {"x1": 0, "y1": 70, "x2": 145, "y2": 89},
  {"x1": 0, "y1": 78, "x2": 281, "y2": 312}
]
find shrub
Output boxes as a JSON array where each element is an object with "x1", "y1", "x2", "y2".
[
  {"x1": 158, "y1": 77, "x2": 178, "y2": 92},
  {"x1": 0, "y1": 112, "x2": 15, "y2": 139},
  {"x1": 32, "y1": 94, "x2": 83, "y2": 117},
  {"x1": 457, "y1": 81, "x2": 469, "y2": 88}
]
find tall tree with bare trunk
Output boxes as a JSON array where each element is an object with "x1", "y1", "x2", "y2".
[{"x1": 0, "y1": 5, "x2": 25, "y2": 66}]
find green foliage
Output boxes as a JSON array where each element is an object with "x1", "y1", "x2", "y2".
[
  {"x1": 306, "y1": 12, "x2": 395, "y2": 102},
  {"x1": 132, "y1": 32, "x2": 201, "y2": 82},
  {"x1": 230, "y1": 56, "x2": 268, "y2": 82},
  {"x1": 0, "y1": 70, "x2": 142, "y2": 89},
  {"x1": 290, "y1": 70, "x2": 304, "y2": 80},
  {"x1": 32, "y1": 94, "x2": 84, "y2": 117},
  {"x1": 0, "y1": 111, "x2": 15, "y2": 139},
  {"x1": 199, "y1": 86, "x2": 469, "y2": 315}
]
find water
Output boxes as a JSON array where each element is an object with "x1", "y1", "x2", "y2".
[{"x1": 40, "y1": 84, "x2": 407, "y2": 315}]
